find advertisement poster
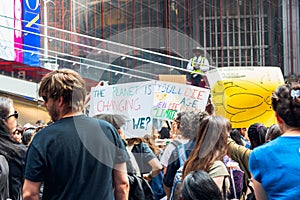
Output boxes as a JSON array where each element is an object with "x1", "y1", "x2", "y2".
[
  {"x1": 206, "y1": 67, "x2": 284, "y2": 128},
  {"x1": 14, "y1": 0, "x2": 23, "y2": 62},
  {"x1": 0, "y1": 0, "x2": 14, "y2": 61},
  {"x1": 23, "y1": 0, "x2": 40, "y2": 66}
]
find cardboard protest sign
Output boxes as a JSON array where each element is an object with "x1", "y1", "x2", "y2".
[
  {"x1": 152, "y1": 81, "x2": 210, "y2": 121},
  {"x1": 206, "y1": 67, "x2": 284, "y2": 128},
  {"x1": 89, "y1": 81, "x2": 154, "y2": 138},
  {"x1": 89, "y1": 80, "x2": 210, "y2": 138}
]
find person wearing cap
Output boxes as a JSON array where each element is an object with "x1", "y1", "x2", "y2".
[{"x1": 186, "y1": 47, "x2": 210, "y2": 87}]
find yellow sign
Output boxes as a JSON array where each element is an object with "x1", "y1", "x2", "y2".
[{"x1": 206, "y1": 67, "x2": 284, "y2": 128}]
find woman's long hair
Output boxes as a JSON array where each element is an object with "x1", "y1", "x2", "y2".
[
  {"x1": 182, "y1": 116, "x2": 230, "y2": 179},
  {"x1": 0, "y1": 97, "x2": 21, "y2": 160},
  {"x1": 143, "y1": 134, "x2": 160, "y2": 157}
]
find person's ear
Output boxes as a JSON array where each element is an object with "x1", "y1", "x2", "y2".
[
  {"x1": 58, "y1": 96, "x2": 64, "y2": 107},
  {"x1": 275, "y1": 112, "x2": 283, "y2": 124}
]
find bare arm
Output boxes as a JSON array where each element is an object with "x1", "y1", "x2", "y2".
[
  {"x1": 22, "y1": 179, "x2": 41, "y2": 200},
  {"x1": 163, "y1": 182, "x2": 171, "y2": 200},
  {"x1": 252, "y1": 178, "x2": 268, "y2": 200},
  {"x1": 213, "y1": 176, "x2": 225, "y2": 192},
  {"x1": 148, "y1": 157, "x2": 162, "y2": 177},
  {"x1": 113, "y1": 162, "x2": 129, "y2": 200}
]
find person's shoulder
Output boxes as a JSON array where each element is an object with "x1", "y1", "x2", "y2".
[
  {"x1": 211, "y1": 160, "x2": 226, "y2": 168},
  {"x1": 73, "y1": 115, "x2": 116, "y2": 131},
  {"x1": 17, "y1": 143, "x2": 27, "y2": 153},
  {"x1": 252, "y1": 139, "x2": 279, "y2": 153},
  {"x1": 250, "y1": 140, "x2": 278, "y2": 162},
  {"x1": 184, "y1": 139, "x2": 194, "y2": 149},
  {"x1": 140, "y1": 142, "x2": 154, "y2": 153},
  {"x1": 92, "y1": 116, "x2": 116, "y2": 129},
  {"x1": 164, "y1": 142, "x2": 177, "y2": 152},
  {"x1": 209, "y1": 160, "x2": 229, "y2": 177}
]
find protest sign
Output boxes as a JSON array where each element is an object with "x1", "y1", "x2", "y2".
[
  {"x1": 206, "y1": 67, "x2": 284, "y2": 128},
  {"x1": 152, "y1": 81, "x2": 210, "y2": 121},
  {"x1": 89, "y1": 81, "x2": 210, "y2": 138},
  {"x1": 89, "y1": 81, "x2": 154, "y2": 138}
]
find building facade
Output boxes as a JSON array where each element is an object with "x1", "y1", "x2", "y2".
[{"x1": 43, "y1": 0, "x2": 300, "y2": 82}]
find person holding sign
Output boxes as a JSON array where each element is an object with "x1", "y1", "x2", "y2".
[
  {"x1": 186, "y1": 47, "x2": 210, "y2": 87},
  {"x1": 249, "y1": 81, "x2": 300, "y2": 199}
]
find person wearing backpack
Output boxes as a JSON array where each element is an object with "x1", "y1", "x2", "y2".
[
  {"x1": 160, "y1": 112, "x2": 204, "y2": 175},
  {"x1": 162, "y1": 111, "x2": 209, "y2": 199},
  {"x1": 0, "y1": 97, "x2": 26, "y2": 200},
  {"x1": 182, "y1": 116, "x2": 231, "y2": 197}
]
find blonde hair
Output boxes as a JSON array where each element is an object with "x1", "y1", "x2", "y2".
[{"x1": 38, "y1": 69, "x2": 86, "y2": 112}]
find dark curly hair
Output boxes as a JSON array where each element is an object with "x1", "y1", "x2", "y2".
[
  {"x1": 177, "y1": 111, "x2": 209, "y2": 140},
  {"x1": 248, "y1": 123, "x2": 267, "y2": 149},
  {"x1": 266, "y1": 124, "x2": 282, "y2": 142},
  {"x1": 272, "y1": 82, "x2": 300, "y2": 128}
]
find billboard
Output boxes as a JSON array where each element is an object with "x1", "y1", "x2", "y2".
[
  {"x1": 23, "y1": 0, "x2": 40, "y2": 66},
  {"x1": 14, "y1": 0, "x2": 23, "y2": 62},
  {"x1": 0, "y1": 0, "x2": 14, "y2": 61}
]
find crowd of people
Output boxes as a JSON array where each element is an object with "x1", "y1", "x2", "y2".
[{"x1": 0, "y1": 68, "x2": 299, "y2": 200}]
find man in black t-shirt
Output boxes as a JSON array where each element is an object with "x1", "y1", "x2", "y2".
[{"x1": 23, "y1": 69, "x2": 130, "y2": 200}]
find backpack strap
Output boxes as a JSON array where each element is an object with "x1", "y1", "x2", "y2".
[
  {"x1": 222, "y1": 177, "x2": 227, "y2": 200},
  {"x1": 171, "y1": 140, "x2": 181, "y2": 147},
  {"x1": 177, "y1": 144, "x2": 187, "y2": 167}
]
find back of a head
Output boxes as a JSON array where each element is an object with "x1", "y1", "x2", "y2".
[
  {"x1": 177, "y1": 111, "x2": 209, "y2": 139},
  {"x1": 195, "y1": 115, "x2": 230, "y2": 160},
  {"x1": 35, "y1": 120, "x2": 45, "y2": 126},
  {"x1": 95, "y1": 114, "x2": 126, "y2": 129},
  {"x1": 272, "y1": 82, "x2": 300, "y2": 128},
  {"x1": 0, "y1": 97, "x2": 21, "y2": 160},
  {"x1": 38, "y1": 68, "x2": 86, "y2": 113},
  {"x1": 266, "y1": 124, "x2": 283, "y2": 142},
  {"x1": 230, "y1": 129, "x2": 244, "y2": 145},
  {"x1": 159, "y1": 127, "x2": 170, "y2": 139},
  {"x1": 182, "y1": 170, "x2": 222, "y2": 200},
  {"x1": 22, "y1": 127, "x2": 36, "y2": 146},
  {"x1": 183, "y1": 115, "x2": 230, "y2": 177},
  {"x1": 0, "y1": 97, "x2": 13, "y2": 134},
  {"x1": 248, "y1": 123, "x2": 267, "y2": 149}
]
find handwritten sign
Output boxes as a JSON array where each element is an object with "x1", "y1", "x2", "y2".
[
  {"x1": 90, "y1": 81, "x2": 154, "y2": 138},
  {"x1": 206, "y1": 67, "x2": 284, "y2": 128},
  {"x1": 152, "y1": 81, "x2": 210, "y2": 120},
  {"x1": 89, "y1": 81, "x2": 210, "y2": 138}
]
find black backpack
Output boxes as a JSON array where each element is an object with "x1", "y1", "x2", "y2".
[
  {"x1": 0, "y1": 155, "x2": 9, "y2": 200},
  {"x1": 128, "y1": 174, "x2": 154, "y2": 200}
]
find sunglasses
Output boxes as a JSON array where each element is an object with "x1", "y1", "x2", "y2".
[{"x1": 6, "y1": 111, "x2": 19, "y2": 120}]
